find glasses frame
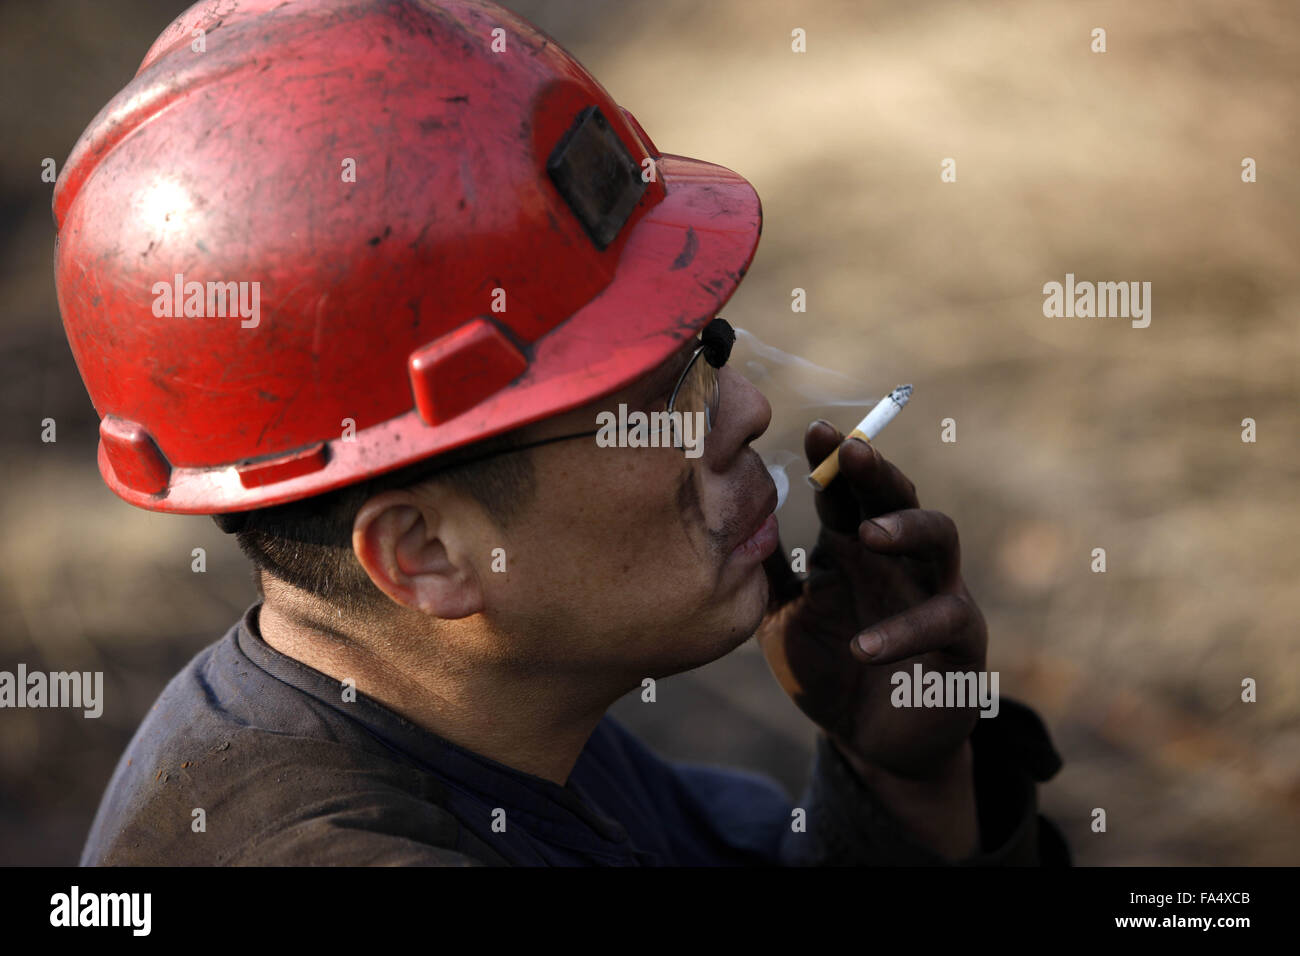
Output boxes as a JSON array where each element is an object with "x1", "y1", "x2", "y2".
[
  {"x1": 394, "y1": 318, "x2": 728, "y2": 483},
  {"x1": 664, "y1": 341, "x2": 720, "y2": 450},
  {"x1": 668, "y1": 344, "x2": 719, "y2": 428}
]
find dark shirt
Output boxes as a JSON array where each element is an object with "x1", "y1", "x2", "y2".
[{"x1": 81, "y1": 603, "x2": 1070, "y2": 866}]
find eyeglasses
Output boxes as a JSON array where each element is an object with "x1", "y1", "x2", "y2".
[
  {"x1": 390, "y1": 317, "x2": 734, "y2": 482},
  {"x1": 670, "y1": 337, "x2": 719, "y2": 427},
  {"x1": 663, "y1": 325, "x2": 725, "y2": 449}
]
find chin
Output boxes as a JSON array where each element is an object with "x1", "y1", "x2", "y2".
[
  {"x1": 738, "y1": 564, "x2": 772, "y2": 635},
  {"x1": 712, "y1": 565, "x2": 772, "y2": 654},
  {"x1": 644, "y1": 562, "x2": 772, "y2": 678}
]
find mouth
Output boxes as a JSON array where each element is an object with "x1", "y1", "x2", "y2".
[{"x1": 729, "y1": 480, "x2": 780, "y2": 564}]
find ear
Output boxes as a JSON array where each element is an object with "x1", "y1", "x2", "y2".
[{"x1": 352, "y1": 489, "x2": 485, "y2": 619}]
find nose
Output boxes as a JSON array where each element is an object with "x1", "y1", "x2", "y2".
[{"x1": 704, "y1": 365, "x2": 771, "y2": 472}]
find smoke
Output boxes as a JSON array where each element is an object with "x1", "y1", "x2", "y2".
[
  {"x1": 732, "y1": 326, "x2": 878, "y2": 511},
  {"x1": 733, "y1": 327, "x2": 878, "y2": 408},
  {"x1": 764, "y1": 449, "x2": 802, "y2": 512}
]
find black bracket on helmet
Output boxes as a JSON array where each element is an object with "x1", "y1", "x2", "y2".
[
  {"x1": 547, "y1": 106, "x2": 648, "y2": 251},
  {"x1": 700, "y1": 317, "x2": 735, "y2": 368}
]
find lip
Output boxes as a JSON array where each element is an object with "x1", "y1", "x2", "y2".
[{"x1": 729, "y1": 486, "x2": 780, "y2": 564}]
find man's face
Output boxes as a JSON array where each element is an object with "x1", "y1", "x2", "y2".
[{"x1": 470, "y1": 338, "x2": 780, "y2": 685}]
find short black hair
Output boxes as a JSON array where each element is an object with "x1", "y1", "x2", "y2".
[{"x1": 218, "y1": 433, "x2": 536, "y2": 614}]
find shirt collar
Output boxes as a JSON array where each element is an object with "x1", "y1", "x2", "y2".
[{"x1": 235, "y1": 602, "x2": 633, "y2": 853}]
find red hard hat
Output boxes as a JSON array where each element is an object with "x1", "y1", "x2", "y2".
[{"x1": 53, "y1": 0, "x2": 761, "y2": 514}]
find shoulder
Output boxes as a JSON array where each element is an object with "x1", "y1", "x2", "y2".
[{"x1": 82, "y1": 631, "x2": 500, "y2": 866}]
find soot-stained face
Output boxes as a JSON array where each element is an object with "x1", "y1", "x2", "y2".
[{"x1": 460, "y1": 337, "x2": 781, "y2": 688}]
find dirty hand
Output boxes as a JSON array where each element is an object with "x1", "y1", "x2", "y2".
[{"x1": 757, "y1": 420, "x2": 988, "y2": 780}]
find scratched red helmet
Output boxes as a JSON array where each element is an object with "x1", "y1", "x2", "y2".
[{"x1": 53, "y1": 0, "x2": 761, "y2": 513}]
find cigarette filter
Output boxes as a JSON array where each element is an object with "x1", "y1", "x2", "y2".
[{"x1": 807, "y1": 385, "x2": 912, "y2": 491}]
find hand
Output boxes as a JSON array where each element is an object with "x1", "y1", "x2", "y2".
[{"x1": 757, "y1": 420, "x2": 989, "y2": 780}]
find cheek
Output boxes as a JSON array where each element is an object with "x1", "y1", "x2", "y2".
[
  {"x1": 483, "y1": 452, "x2": 728, "y2": 648},
  {"x1": 552, "y1": 460, "x2": 714, "y2": 596}
]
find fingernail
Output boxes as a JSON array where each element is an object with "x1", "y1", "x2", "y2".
[
  {"x1": 857, "y1": 632, "x2": 883, "y2": 656},
  {"x1": 866, "y1": 517, "x2": 895, "y2": 539}
]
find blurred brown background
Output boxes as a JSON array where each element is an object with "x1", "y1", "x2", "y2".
[{"x1": 1, "y1": 0, "x2": 1296, "y2": 865}]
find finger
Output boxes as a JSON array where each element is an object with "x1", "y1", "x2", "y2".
[
  {"x1": 806, "y1": 421, "x2": 921, "y2": 526},
  {"x1": 837, "y1": 437, "x2": 920, "y2": 517},
  {"x1": 849, "y1": 592, "x2": 978, "y2": 665},
  {"x1": 804, "y1": 418, "x2": 842, "y2": 467},
  {"x1": 805, "y1": 420, "x2": 861, "y2": 533},
  {"x1": 858, "y1": 509, "x2": 961, "y2": 590}
]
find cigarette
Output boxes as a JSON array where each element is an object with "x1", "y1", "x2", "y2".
[{"x1": 806, "y1": 385, "x2": 912, "y2": 491}]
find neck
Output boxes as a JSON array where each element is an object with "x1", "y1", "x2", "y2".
[{"x1": 255, "y1": 593, "x2": 613, "y2": 786}]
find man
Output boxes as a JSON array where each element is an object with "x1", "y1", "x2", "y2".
[{"x1": 56, "y1": 0, "x2": 1068, "y2": 865}]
